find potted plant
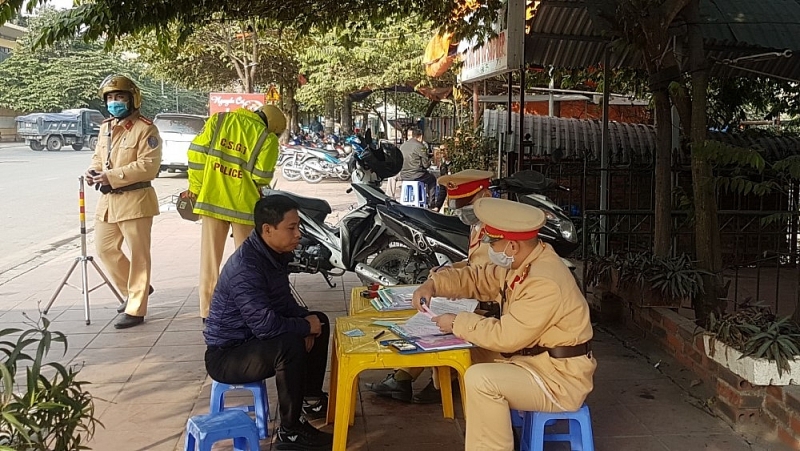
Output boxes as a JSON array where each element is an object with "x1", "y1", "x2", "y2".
[
  {"x1": 703, "y1": 304, "x2": 800, "y2": 385},
  {"x1": 0, "y1": 315, "x2": 102, "y2": 450}
]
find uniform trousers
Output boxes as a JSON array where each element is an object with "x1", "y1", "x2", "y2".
[
  {"x1": 199, "y1": 215, "x2": 253, "y2": 318},
  {"x1": 464, "y1": 347, "x2": 557, "y2": 451},
  {"x1": 95, "y1": 216, "x2": 154, "y2": 317},
  {"x1": 204, "y1": 312, "x2": 330, "y2": 430}
]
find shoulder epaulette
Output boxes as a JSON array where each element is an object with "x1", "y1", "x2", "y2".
[
  {"x1": 138, "y1": 116, "x2": 153, "y2": 125},
  {"x1": 102, "y1": 117, "x2": 114, "y2": 123}
]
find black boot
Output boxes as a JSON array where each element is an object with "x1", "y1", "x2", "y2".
[{"x1": 117, "y1": 285, "x2": 154, "y2": 313}]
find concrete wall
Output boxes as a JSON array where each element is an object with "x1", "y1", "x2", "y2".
[{"x1": 0, "y1": 108, "x2": 22, "y2": 141}]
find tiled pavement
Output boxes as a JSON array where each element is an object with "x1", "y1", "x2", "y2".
[{"x1": 0, "y1": 175, "x2": 794, "y2": 451}]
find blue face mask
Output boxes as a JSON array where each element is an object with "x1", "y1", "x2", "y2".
[{"x1": 107, "y1": 101, "x2": 130, "y2": 118}]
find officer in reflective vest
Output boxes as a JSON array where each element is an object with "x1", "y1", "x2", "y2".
[{"x1": 187, "y1": 105, "x2": 286, "y2": 319}]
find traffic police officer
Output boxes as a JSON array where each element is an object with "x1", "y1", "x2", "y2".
[
  {"x1": 412, "y1": 198, "x2": 596, "y2": 451},
  {"x1": 85, "y1": 74, "x2": 162, "y2": 329},
  {"x1": 368, "y1": 169, "x2": 495, "y2": 403},
  {"x1": 187, "y1": 105, "x2": 286, "y2": 320}
]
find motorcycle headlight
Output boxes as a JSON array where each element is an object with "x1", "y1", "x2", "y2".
[{"x1": 560, "y1": 220, "x2": 577, "y2": 243}]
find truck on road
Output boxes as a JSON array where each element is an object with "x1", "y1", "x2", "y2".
[{"x1": 15, "y1": 108, "x2": 105, "y2": 151}]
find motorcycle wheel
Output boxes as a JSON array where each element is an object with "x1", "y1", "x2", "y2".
[
  {"x1": 301, "y1": 163, "x2": 324, "y2": 184},
  {"x1": 368, "y1": 247, "x2": 436, "y2": 285},
  {"x1": 337, "y1": 170, "x2": 350, "y2": 181},
  {"x1": 282, "y1": 159, "x2": 303, "y2": 181}
]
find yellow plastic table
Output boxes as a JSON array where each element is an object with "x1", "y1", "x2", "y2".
[
  {"x1": 348, "y1": 286, "x2": 417, "y2": 317},
  {"x1": 325, "y1": 316, "x2": 472, "y2": 451}
]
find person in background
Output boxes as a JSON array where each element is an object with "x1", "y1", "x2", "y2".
[
  {"x1": 204, "y1": 196, "x2": 333, "y2": 450},
  {"x1": 398, "y1": 128, "x2": 439, "y2": 210},
  {"x1": 85, "y1": 74, "x2": 161, "y2": 329},
  {"x1": 187, "y1": 105, "x2": 286, "y2": 321}
]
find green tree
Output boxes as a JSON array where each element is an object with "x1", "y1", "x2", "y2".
[
  {"x1": 297, "y1": 17, "x2": 452, "y2": 133},
  {"x1": 0, "y1": 9, "x2": 208, "y2": 116}
]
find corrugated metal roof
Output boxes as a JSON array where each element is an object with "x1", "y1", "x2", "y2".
[
  {"x1": 526, "y1": 0, "x2": 800, "y2": 81},
  {"x1": 482, "y1": 110, "x2": 800, "y2": 163}
]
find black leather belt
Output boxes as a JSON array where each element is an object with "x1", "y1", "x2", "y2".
[
  {"x1": 501, "y1": 341, "x2": 592, "y2": 359},
  {"x1": 108, "y1": 181, "x2": 151, "y2": 194}
]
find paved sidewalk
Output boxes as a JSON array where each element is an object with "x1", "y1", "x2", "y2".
[{"x1": 0, "y1": 175, "x2": 793, "y2": 451}]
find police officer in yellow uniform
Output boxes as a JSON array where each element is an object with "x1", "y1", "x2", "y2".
[
  {"x1": 412, "y1": 198, "x2": 596, "y2": 451},
  {"x1": 85, "y1": 75, "x2": 162, "y2": 329},
  {"x1": 368, "y1": 169, "x2": 495, "y2": 403},
  {"x1": 187, "y1": 105, "x2": 286, "y2": 320}
]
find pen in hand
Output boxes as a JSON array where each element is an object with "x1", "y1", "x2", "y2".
[
  {"x1": 419, "y1": 298, "x2": 435, "y2": 318},
  {"x1": 373, "y1": 330, "x2": 386, "y2": 340}
]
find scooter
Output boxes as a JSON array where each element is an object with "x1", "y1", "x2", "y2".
[
  {"x1": 371, "y1": 170, "x2": 579, "y2": 284},
  {"x1": 262, "y1": 131, "x2": 406, "y2": 286}
]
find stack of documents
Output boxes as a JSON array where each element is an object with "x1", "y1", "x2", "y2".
[
  {"x1": 389, "y1": 297, "x2": 479, "y2": 351},
  {"x1": 370, "y1": 285, "x2": 420, "y2": 311}
]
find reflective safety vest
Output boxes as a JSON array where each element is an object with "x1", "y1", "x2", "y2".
[{"x1": 188, "y1": 108, "x2": 278, "y2": 225}]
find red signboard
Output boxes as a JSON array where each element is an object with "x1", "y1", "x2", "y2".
[{"x1": 208, "y1": 93, "x2": 266, "y2": 115}]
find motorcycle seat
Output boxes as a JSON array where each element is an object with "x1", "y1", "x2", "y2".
[
  {"x1": 262, "y1": 190, "x2": 331, "y2": 222},
  {"x1": 394, "y1": 204, "x2": 469, "y2": 235}
]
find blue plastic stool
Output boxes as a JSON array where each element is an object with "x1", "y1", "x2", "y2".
[
  {"x1": 184, "y1": 410, "x2": 260, "y2": 451},
  {"x1": 209, "y1": 380, "x2": 270, "y2": 439},
  {"x1": 515, "y1": 404, "x2": 594, "y2": 451},
  {"x1": 400, "y1": 181, "x2": 427, "y2": 208}
]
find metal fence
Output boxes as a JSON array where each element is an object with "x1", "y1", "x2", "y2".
[{"x1": 513, "y1": 157, "x2": 800, "y2": 316}]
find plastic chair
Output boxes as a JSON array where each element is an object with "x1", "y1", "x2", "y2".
[
  {"x1": 400, "y1": 181, "x2": 427, "y2": 207},
  {"x1": 184, "y1": 410, "x2": 260, "y2": 451},
  {"x1": 209, "y1": 380, "x2": 270, "y2": 439},
  {"x1": 514, "y1": 404, "x2": 594, "y2": 451}
]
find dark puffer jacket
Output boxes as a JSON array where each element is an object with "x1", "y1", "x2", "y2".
[{"x1": 203, "y1": 230, "x2": 310, "y2": 348}]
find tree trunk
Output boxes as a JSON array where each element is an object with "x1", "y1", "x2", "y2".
[
  {"x1": 653, "y1": 88, "x2": 673, "y2": 257},
  {"x1": 424, "y1": 100, "x2": 439, "y2": 118},
  {"x1": 341, "y1": 95, "x2": 353, "y2": 134},
  {"x1": 688, "y1": 0, "x2": 723, "y2": 324},
  {"x1": 284, "y1": 85, "x2": 298, "y2": 134},
  {"x1": 324, "y1": 97, "x2": 335, "y2": 134}
]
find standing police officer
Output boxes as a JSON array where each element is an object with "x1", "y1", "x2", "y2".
[
  {"x1": 187, "y1": 105, "x2": 286, "y2": 320},
  {"x1": 85, "y1": 75, "x2": 162, "y2": 329}
]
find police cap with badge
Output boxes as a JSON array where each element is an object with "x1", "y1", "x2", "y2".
[
  {"x1": 438, "y1": 169, "x2": 495, "y2": 210},
  {"x1": 474, "y1": 197, "x2": 546, "y2": 242}
]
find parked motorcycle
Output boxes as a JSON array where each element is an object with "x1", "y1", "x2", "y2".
[
  {"x1": 262, "y1": 130, "x2": 407, "y2": 286},
  {"x1": 300, "y1": 147, "x2": 353, "y2": 183},
  {"x1": 371, "y1": 170, "x2": 579, "y2": 284}
]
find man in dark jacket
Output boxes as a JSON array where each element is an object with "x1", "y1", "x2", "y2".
[
  {"x1": 399, "y1": 128, "x2": 441, "y2": 209},
  {"x1": 204, "y1": 195, "x2": 332, "y2": 450}
]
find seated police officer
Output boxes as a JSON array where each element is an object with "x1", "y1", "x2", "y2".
[
  {"x1": 412, "y1": 198, "x2": 596, "y2": 451},
  {"x1": 203, "y1": 196, "x2": 332, "y2": 450}
]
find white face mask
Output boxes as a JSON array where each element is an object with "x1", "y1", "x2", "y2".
[
  {"x1": 488, "y1": 242, "x2": 514, "y2": 268},
  {"x1": 456, "y1": 205, "x2": 480, "y2": 226}
]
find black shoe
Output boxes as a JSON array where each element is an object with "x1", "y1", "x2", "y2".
[
  {"x1": 366, "y1": 372, "x2": 412, "y2": 403},
  {"x1": 276, "y1": 415, "x2": 333, "y2": 450},
  {"x1": 413, "y1": 379, "x2": 442, "y2": 404},
  {"x1": 117, "y1": 285, "x2": 154, "y2": 313},
  {"x1": 302, "y1": 393, "x2": 328, "y2": 420},
  {"x1": 412, "y1": 377, "x2": 461, "y2": 404},
  {"x1": 114, "y1": 314, "x2": 144, "y2": 329}
]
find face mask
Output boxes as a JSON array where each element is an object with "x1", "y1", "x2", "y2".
[
  {"x1": 457, "y1": 205, "x2": 480, "y2": 226},
  {"x1": 488, "y1": 242, "x2": 514, "y2": 268},
  {"x1": 107, "y1": 101, "x2": 130, "y2": 118}
]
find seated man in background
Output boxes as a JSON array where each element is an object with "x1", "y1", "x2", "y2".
[{"x1": 203, "y1": 196, "x2": 332, "y2": 451}]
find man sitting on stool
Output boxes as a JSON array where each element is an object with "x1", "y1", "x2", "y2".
[{"x1": 204, "y1": 196, "x2": 332, "y2": 450}]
